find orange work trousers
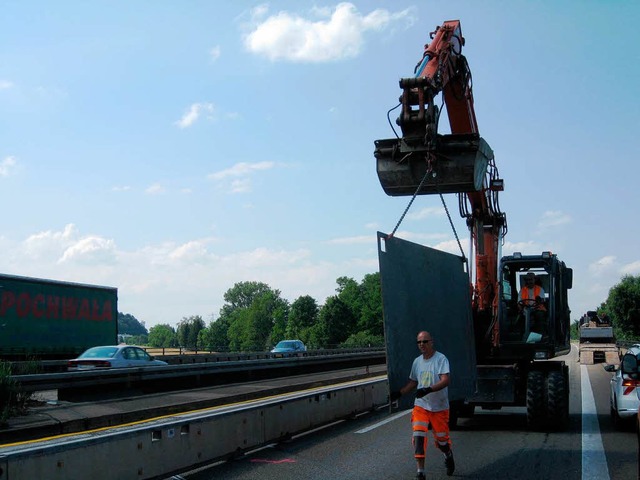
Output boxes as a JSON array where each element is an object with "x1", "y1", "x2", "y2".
[{"x1": 411, "y1": 405, "x2": 451, "y2": 459}]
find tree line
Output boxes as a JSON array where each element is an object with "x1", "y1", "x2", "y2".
[
  {"x1": 128, "y1": 273, "x2": 384, "y2": 351},
  {"x1": 120, "y1": 273, "x2": 640, "y2": 350},
  {"x1": 586, "y1": 274, "x2": 640, "y2": 341}
]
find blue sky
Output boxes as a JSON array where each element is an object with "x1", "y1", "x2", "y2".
[{"x1": 0, "y1": 1, "x2": 638, "y2": 329}]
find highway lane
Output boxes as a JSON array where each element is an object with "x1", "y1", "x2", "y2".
[{"x1": 176, "y1": 345, "x2": 637, "y2": 480}]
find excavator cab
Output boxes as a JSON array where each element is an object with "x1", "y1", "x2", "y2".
[{"x1": 497, "y1": 252, "x2": 572, "y2": 361}]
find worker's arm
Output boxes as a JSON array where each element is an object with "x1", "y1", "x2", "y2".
[
  {"x1": 415, "y1": 372, "x2": 450, "y2": 397},
  {"x1": 390, "y1": 379, "x2": 418, "y2": 401}
]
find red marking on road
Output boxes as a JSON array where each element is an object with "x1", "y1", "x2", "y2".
[{"x1": 250, "y1": 458, "x2": 296, "y2": 464}]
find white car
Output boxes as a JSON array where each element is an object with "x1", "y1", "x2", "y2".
[
  {"x1": 68, "y1": 345, "x2": 168, "y2": 371},
  {"x1": 605, "y1": 344, "x2": 640, "y2": 428}
]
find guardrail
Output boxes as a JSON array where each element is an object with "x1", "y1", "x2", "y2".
[
  {"x1": 12, "y1": 351, "x2": 387, "y2": 402},
  {"x1": 8, "y1": 347, "x2": 385, "y2": 374}
]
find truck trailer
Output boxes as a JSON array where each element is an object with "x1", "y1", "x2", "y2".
[{"x1": 0, "y1": 273, "x2": 118, "y2": 359}]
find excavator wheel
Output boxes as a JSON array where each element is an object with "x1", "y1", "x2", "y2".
[
  {"x1": 546, "y1": 370, "x2": 569, "y2": 430},
  {"x1": 526, "y1": 370, "x2": 545, "y2": 430}
]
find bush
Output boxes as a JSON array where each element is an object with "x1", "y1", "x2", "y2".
[
  {"x1": 341, "y1": 332, "x2": 385, "y2": 348},
  {"x1": 0, "y1": 359, "x2": 39, "y2": 426},
  {"x1": 0, "y1": 361, "x2": 16, "y2": 426}
]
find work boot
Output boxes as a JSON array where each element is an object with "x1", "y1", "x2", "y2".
[
  {"x1": 444, "y1": 451, "x2": 455, "y2": 476},
  {"x1": 415, "y1": 473, "x2": 426, "y2": 480}
]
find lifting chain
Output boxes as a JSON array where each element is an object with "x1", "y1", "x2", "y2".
[
  {"x1": 388, "y1": 156, "x2": 433, "y2": 238},
  {"x1": 388, "y1": 154, "x2": 468, "y2": 267}
]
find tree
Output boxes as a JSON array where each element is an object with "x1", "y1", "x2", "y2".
[
  {"x1": 286, "y1": 295, "x2": 319, "y2": 341},
  {"x1": 358, "y1": 273, "x2": 384, "y2": 336},
  {"x1": 604, "y1": 275, "x2": 640, "y2": 337},
  {"x1": 227, "y1": 289, "x2": 289, "y2": 351},
  {"x1": 148, "y1": 324, "x2": 177, "y2": 348},
  {"x1": 118, "y1": 312, "x2": 148, "y2": 336},
  {"x1": 341, "y1": 331, "x2": 384, "y2": 348},
  {"x1": 176, "y1": 316, "x2": 205, "y2": 350},
  {"x1": 317, "y1": 296, "x2": 356, "y2": 347},
  {"x1": 221, "y1": 281, "x2": 274, "y2": 314},
  {"x1": 199, "y1": 316, "x2": 230, "y2": 351},
  {"x1": 336, "y1": 276, "x2": 362, "y2": 322}
]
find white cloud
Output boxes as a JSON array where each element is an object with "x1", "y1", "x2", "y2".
[
  {"x1": 169, "y1": 239, "x2": 216, "y2": 263},
  {"x1": 208, "y1": 161, "x2": 277, "y2": 194},
  {"x1": 112, "y1": 185, "x2": 132, "y2": 192},
  {"x1": 0, "y1": 156, "x2": 17, "y2": 177},
  {"x1": 538, "y1": 210, "x2": 571, "y2": 228},
  {"x1": 589, "y1": 255, "x2": 616, "y2": 274},
  {"x1": 21, "y1": 224, "x2": 116, "y2": 266},
  {"x1": 209, "y1": 45, "x2": 221, "y2": 61},
  {"x1": 59, "y1": 236, "x2": 117, "y2": 264},
  {"x1": 503, "y1": 240, "x2": 542, "y2": 255},
  {"x1": 432, "y1": 238, "x2": 470, "y2": 257},
  {"x1": 406, "y1": 206, "x2": 444, "y2": 221},
  {"x1": 24, "y1": 224, "x2": 77, "y2": 259},
  {"x1": 244, "y1": 3, "x2": 416, "y2": 62},
  {"x1": 327, "y1": 235, "x2": 374, "y2": 245},
  {"x1": 621, "y1": 260, "x2": 640, "y2": 275},
  {"x1": 175, "y1": 102, "x2": 214, "y2": 129},
  {"x1": 0, "y1": 224, "x2": 378, "y2": 327},
  {"x1": 222, "y1": 247, "x2": 310, "y2": 268},
  {"x1": 0, "y1": 80, "x2": 13, "y2": 90},
  {"x1": 230, "y1": 178, "x2": 252, "y2": 193},
  {"x1": 208, "y1": 161, "x2": 275, "y2": 180},
  {"x1": 145, "y1": 183, "x2": 165, "y2": 195}
]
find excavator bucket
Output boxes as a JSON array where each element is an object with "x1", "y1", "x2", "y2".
[{"x1": 374, "y1": 133, "x2": 493, "y2": 196}]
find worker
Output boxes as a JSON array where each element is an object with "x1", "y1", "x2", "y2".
[
  {"x1": 390, "y1": 331, "x2": 455, "y2": 479},
  {"x1": 519, "y1": 272, "x2": 547, "y2": 338}
]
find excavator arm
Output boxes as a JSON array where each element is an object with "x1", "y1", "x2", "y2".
[{"x1": 375, "y1": 20, "x2": 507, "y2": 349}]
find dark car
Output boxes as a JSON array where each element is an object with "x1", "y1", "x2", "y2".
[{"x1": 68, "y1": 345, "x2": 168, "y2": 371}]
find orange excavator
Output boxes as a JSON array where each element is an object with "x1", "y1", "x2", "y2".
[{"x1": 376, "y1": 20, "x2": 573, "y2": 429}]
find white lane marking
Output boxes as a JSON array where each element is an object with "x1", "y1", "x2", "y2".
[
  {"x1": 581, "y1": 364, "x2": 610, "y2": 480},
  {"x1": 354, "y1": 408, "x2": 412, "y2": 434}
]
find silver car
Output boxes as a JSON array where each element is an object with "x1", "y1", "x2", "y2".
[
  {"x1": 605, "y1": 344, "x2": 640, "y2": 428},
  {"x1": 68, "y1": 345, "x2": 168, "y2": 371}
]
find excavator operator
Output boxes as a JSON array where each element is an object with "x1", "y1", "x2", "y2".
[{"x1": 518, "y1": 272, "x2": 547, "y2": 339}]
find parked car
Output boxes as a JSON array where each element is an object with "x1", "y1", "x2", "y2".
[
  {"x1": 68, "y1": 345, "x2": 168, "y2": 371},
  {"x1": 270, "y1": 340, "x2": 307, "y2": 357},
  {"x1": 604, "y1": 344, "x2": 640, "y2": 428}
]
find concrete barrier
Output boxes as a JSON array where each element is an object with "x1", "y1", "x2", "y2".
[{"x1": 0, "y1": 376, "x2": 388, "y2": 480}]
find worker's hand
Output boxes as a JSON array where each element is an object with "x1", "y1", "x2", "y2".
[
  {"x1": 415, "y1": 387, "x2": 433, "y2": 398},
  {"x1": 390, "y1": 391, "x2": 402, "y2": 402}
]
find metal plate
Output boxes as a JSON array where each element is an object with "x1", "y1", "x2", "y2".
[{"x1": 377, "y1": 232, "x2": 477, "y2": 409}]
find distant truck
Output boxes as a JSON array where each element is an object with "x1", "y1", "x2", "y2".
[
  {"x1": 0, "y1": 273, "x2": 118, "y2": 359},
  {"x1": 579, "y1": 310, "x2": 619, "y2": 364}
]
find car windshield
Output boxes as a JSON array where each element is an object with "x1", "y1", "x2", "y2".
[
  {"x1": 276, "y1": 341, "x2": 296, "y2": 349},
  {"x1": 79, "y1": 346, "x2": 118, "y2": 359}
]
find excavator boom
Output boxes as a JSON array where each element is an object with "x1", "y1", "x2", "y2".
[{"x1": 374, "y1": 19, "x2": 506, "y2": 348}]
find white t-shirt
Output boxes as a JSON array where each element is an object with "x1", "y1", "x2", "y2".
[{"x1": 409, "y1": 351, "x2": 450, "y2": 412}]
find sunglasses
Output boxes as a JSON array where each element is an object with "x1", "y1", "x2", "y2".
[{"x1": 416, "y1": 340, "x2": 431, "y2": 345}]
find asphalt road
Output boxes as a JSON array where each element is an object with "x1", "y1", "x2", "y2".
[{"x1": 176, "y1": 345, "x2": 637, "y2": 480}]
